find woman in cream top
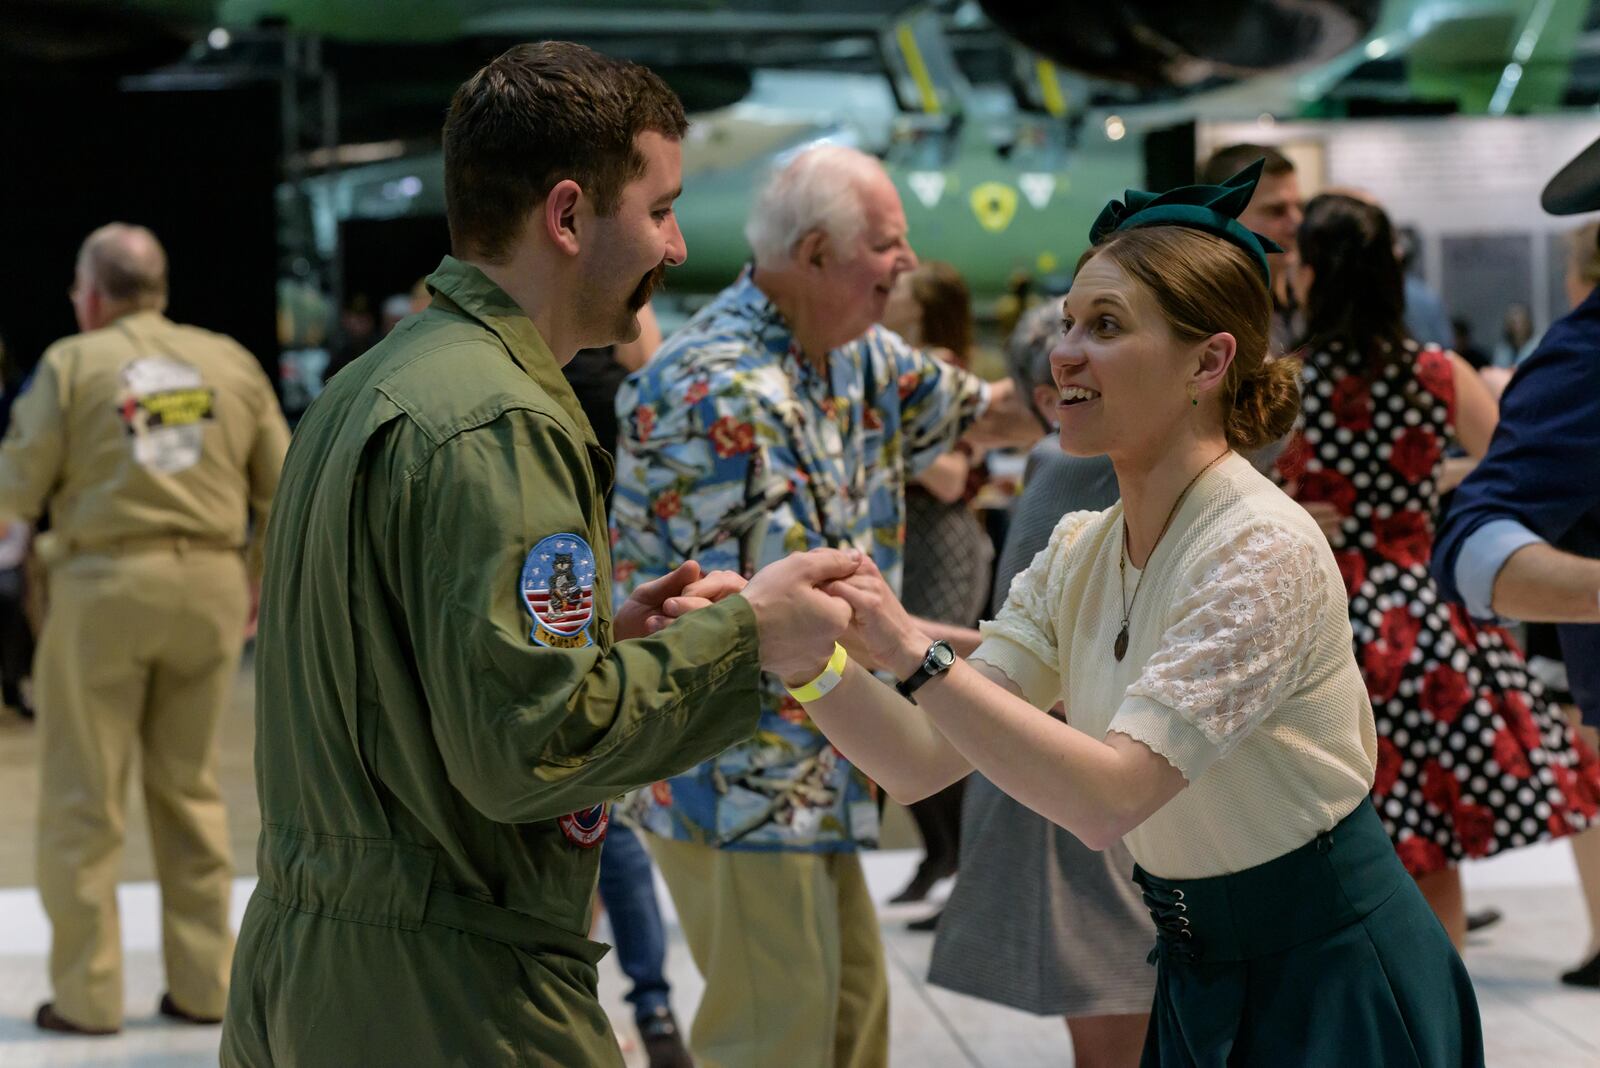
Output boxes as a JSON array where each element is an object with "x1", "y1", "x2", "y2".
[
  {"x1": 976, "y1": 451, "x2": 1376, "y2": 879},
  {"x1": 768, "y1": 164, "x2": 1484, "y2": 1066}
]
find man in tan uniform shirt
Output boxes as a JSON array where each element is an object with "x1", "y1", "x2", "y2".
[{"x1": 0, "y1": 223, "x2": 290, "y2": 1035}]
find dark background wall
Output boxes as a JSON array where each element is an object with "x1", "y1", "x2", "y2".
[
  {"x1": 342, "y1": 215, "x2": 451, "y2": 315},
  {"x1": 0, "y1": 80, "x2": 280, "y2": 386}
]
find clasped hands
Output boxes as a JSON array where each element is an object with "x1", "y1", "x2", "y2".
[{"x1": 615, "y1": 548, "x2": 930, "y2": 686}]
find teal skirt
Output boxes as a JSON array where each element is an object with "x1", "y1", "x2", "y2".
[{"x1": 1133, "y1": 802, "x2": 1484, "y2": 1067}]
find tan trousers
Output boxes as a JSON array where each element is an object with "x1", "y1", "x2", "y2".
[
  {"x1": 647, "y1": 834, "x2": 889, "y2": 1068},
  {"x1": 36, "y1": 548, "x2": 247, "y2": 1029}
]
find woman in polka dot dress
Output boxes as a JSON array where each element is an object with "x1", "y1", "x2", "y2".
[{"x1": 1279, "y1": 194, "x2": 1600, "y2": 947}]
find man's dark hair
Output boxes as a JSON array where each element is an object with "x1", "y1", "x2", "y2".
[
  {"x1": 443, "y1": 42, "x2": 688, "y2": 264},
  {"x1": 1200, "y1": 143, "x2": 1294, "y2": 185}
]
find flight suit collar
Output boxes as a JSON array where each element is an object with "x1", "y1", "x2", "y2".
[{"x1": 424, "y1": 255, "x2": 599, "y2": 450}]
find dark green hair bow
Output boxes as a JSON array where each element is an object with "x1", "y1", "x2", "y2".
[{"x1": 1088, "y1": 159, "x2": 1284, "y2": 284}]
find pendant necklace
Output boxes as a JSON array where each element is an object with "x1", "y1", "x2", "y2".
[{"x1": 1115, "y1": 450, "x2": 1230, "y2": 661}]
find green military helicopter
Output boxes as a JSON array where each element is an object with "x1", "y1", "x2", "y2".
[
  {"x1": 244, "y1": 0, "x2": 1589, "y2": 305},
  {"x1": 669, "y1": 0, "x2": 1592, "y2": 297},
  {"x1": 10, "y1": 0, "x2": 1591, "y2": 303}
]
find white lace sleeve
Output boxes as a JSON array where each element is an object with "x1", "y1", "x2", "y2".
[
  {"x1": 970, "y1": 511, "x2": 1096, "y2": 710},
  {"x1": 1108, "y1": 522, "x2": 1331, "y2": 781}
]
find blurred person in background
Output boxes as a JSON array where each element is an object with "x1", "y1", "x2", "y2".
[
  {"x1": 379, "y1": 292, "x2": 413, "y2": 336},
  {"x1": 1395, "y1": 225, "x2": 1451, "y2": 348},
  {"x1": 564, "y1": 303, "x2": 662, "y2": 450},
  {"x1": 408, "y1": 276, "x2": 432, "y2": 314},
  {"x1": 564, "y1": 300, "x2": 692, "y2": 1068},
  {"x1": 924, "y1": 300, "x2": 1152, "y2": 1068},
  {"x1": 1449, "y1": 317, "x2": 1491, "y2": 372},
  {"x1": 1492, "y1": 302, "x2": 1540, "y2": 368},
  {"x1": 1280, "y1": 193, "x2": 1600, "y2": 948},
  {"x1": 1435, "y1": 148, "x2": 1600, "y2": 984},
  {"x1": 879, "y1": 261, "x2": 991, "y2": 914},
  {"x1": 0, "y1": 326, "x2": 34, "y2": 720},
  {"x1": 322, "y1": 293, "x2": 379, "y2": 381},
  {"x1": 613, "y1": 143, "x2": 1022, "y2": 1068},
  {"x1": 0, "y1": 223, "x2": 289, "y2": 1035},
  {"x1": 1201, "y1": 144, "x2": 1303, "y2": 351}
]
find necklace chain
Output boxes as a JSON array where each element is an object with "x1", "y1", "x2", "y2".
[{"x1": 1116, "y1": 449, "x2": 1231, "y2": 660}]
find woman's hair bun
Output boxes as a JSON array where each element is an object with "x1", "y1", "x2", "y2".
[{"x1": 1226, "y1": 355, "x2": 1301, "y2": 451}]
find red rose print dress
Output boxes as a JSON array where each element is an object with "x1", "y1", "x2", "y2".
[{"x1": 1280, "y1": 339, "x2": 1600, "y2": 875}]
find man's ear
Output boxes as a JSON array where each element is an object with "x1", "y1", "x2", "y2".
[
  {"x1": 796, "y1": 229, "x2": 828, "y2": 269},
  {"x1": 1193, "y1": 332, "x2": 1237, "y2": 397},
  {"x1": 543, "y1": 179, "x2": 584, "y2": 256}
]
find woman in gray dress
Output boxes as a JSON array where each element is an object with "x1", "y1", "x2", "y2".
[
  {"x1": 881, "y1": 262, "x2": 994, "y2": 905},
  {"x1": 925, "y1": 302, "x2": 1154, "y2": 1068}
]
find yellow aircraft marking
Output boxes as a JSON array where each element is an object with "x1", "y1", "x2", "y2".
[
  {"x1": 895, "y1": 22, "x2": 941, "y2": 116},
  {"x1": 1036, "y1": 60, "x2": 1068, "y2": 118},
  {"x1": 970, "y1": 182, "x2": 1018, "y2": 233}
]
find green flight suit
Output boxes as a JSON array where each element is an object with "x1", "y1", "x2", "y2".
[{"x1": 221, "y1": 257, "x2": 764, "y2": 1067}]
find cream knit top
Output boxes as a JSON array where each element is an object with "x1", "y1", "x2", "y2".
[{"x1": 970, "y1": 452, "x2": 1377, "y2": 879}]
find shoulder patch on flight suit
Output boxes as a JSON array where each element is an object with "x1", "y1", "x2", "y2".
[
  {"x1": 558, "y1": 803, "x2": 609, "y2": 848},
  {"x1": 520, "y1": 534, "x2": 597, "y2": 648}
]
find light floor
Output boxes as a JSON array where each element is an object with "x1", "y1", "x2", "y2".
[{"x1": 0, "y1": 664, "x2": 1597, "y2": 1067}]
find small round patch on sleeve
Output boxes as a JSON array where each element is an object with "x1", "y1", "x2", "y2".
[
  {"x1": 558, "y1": 804, "x2": 610, "y2": 848},
  {"x1": 521, "y1": 534, "x2": 598, "y2": 648}
]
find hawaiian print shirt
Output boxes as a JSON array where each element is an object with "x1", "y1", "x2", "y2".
[{"x1": 612, "y1": 273, "x2": 989, "y2": 851}]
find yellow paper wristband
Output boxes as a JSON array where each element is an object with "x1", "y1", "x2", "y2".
[{"x1": 786, "y1": 643, "x2": 849, "y2": 703}]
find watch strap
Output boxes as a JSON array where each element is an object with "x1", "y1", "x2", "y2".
[{"x1": 896, "y1": 640, "x2": 953, "y2": 704}]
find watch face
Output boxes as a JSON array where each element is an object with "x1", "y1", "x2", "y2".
[{"x1": 928, "y1": 641, "x2": 956, "y2": 670}]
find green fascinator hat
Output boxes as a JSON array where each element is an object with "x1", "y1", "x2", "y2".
[{"x1": 1088, "y1": 159, "x2": 1284, "y2": 284}]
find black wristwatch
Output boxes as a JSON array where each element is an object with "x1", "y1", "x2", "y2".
[{"x1": 896, "y1": 640, "x2": 956, "y2": 704}]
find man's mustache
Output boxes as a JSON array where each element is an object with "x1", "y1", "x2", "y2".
[{"x1": 629, "y1": 262, "x2": 668, "y2": 311}]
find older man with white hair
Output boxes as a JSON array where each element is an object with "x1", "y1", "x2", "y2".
[{"x1": 612, "y1": 144, "x2": 1014, "y2": 1067}]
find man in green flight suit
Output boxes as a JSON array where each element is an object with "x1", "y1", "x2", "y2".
[{"x1": 220, "y1": 42, "x2": 860, "y2": 1067}]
